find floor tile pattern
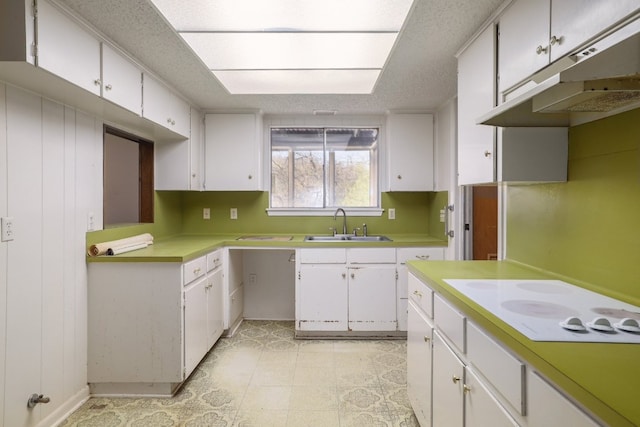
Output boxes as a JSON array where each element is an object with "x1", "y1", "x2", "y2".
[{"x1": 60, "y1": 321, "x2": 419, "y2": 426}]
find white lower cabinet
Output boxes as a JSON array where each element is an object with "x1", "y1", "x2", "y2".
[
  {"x1": 296, "y1": 248, "x2": 398, "y2": 334},
  {"x1": 407, "y1": 299, "x2": 434, "y2": 427},
  {"x1": 407, "y1": 272, "x2": 600, "y2": 427},
  {"x1": 87, "y1": 249, "x2": 225, "y2": 396},
  {"x1": 397, "y1": 247, "x2": 445, "y2": 331}
]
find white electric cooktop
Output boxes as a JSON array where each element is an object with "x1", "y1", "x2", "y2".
[{"x1": 443, "y1": 279, "x2": 640, "y2": 343}]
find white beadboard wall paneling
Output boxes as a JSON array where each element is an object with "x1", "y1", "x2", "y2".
[
  {"x1": 5, "y1": 85, "x2": 44, "y2": 427},
  {"x1": 0, "y1": 83, "x2": 7, "y2": 426},
  {"x1": 41, "y1": 98, "x2": 66, "y2": 421},
  {"x1": 63, "y1": 105, "x2": 78, "y2": 400}
]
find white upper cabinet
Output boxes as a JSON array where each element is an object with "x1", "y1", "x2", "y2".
[
  {"x1": 458, "y1": 25, "x2": 497, "y2": 186},
  {"x1": 387, "y1": 113, "x2": 434, "y2": 191},
  {"x1": 142, "y1": 73, "x2": 190, "y2": 138},
  {"x1": 155, "y1": 107, "x2": 204, "y2": 191},
  {"x1": 101, "y1": 43, "x2": 142, "y2": 115},
  {"x1": 550, "y1": 1, "x2": 639, "y2": 62},
  {"x1": 499, "y1": 0, "x2": 640, "y2": 93},
  {"x1": 458, "y1": 23, "x2": 568, "y2": 185},
  {"x1": 498, "y1": 0, "x2": 550, "y2": 93},
  {"x1": 37, "y1": 0, "x2": 101, "y2": 95},
  {"x1": 204, "y1": 113, "x2": 263, "y2": 191}
]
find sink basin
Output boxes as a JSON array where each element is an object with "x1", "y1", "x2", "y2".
[{"x1": 304, "y1": 235, "x2": 392, "y2": 242}]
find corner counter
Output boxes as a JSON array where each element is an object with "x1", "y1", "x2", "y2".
[{"x1": 408, "y1": 260, "x2": 639, "y2": 427}]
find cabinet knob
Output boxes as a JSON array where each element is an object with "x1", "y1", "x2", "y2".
[
  {"x1": 351, "y1": 273, "x2": 355, "y2": 279},
  {"x1": 413, "y1": 290, "x2": 422, "y2": 298},
  {"x1": 248, "y1": 175, "x2": 252, "y2": 180},
  {"x1": 463, "y1": 384, "x2": 472, "y2": 394},
  {"x1": 549, "y1": 35, "x2": 561, "y2": 46},
  {"x1": 397, "y1": 175, "x2": 402, "y2": 180},
  {"x1": 93, "y1": 79, "x2": 101, "y2": 86},
  {"x1": 416, "y1": 255, "x2": 430, "y2": 260},
  {"x1": 484, "y1": 150, "x2": 492, "y2": 157},
  {"x1": 536, "y1": 44, "x2": 549, "y2": 55},
  {"x1": 105, "y1": 84, "x2": 112, "y2": 91},
  {"x1": 423, "y1": 336, "x2": 430, "y2": 343},
  {"x1": 167, "y1": 118, "x2": 176, "y2": 126},
  {"x1": 342, "y1": 273, "x2": 346, "y2": 279},
  {"x1": 452, "y1": 375, "x2": 461, "y2": 384}
]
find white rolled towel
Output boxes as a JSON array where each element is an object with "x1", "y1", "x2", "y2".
[{"x1": 88, "y1": 233, "x2": 154, "y2": 257}]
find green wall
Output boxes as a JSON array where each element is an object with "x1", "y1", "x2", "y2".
[
  {"x1": 88, "y1": 190, "x2": 447, "y2": 244},
  {"x1": 506, "y1": 108, "x2": 640, "y2": 304},
  {"x1": 180, "y1": 191, "x2": 447, "y2": 236}
]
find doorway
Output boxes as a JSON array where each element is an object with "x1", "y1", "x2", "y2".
[{"x1": 471, "y1": 186, "x2": 498, "y2": 260}]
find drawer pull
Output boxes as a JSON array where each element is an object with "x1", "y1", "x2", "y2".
[
  {"x1": 452, "y1": 376, "x2": 461, "y2": 384},
  {"x1": 416, "y1": 255, "x2": 430, "y2": 260},
  {"x1": 413, "y1": 290, "x2": 422, "y2": 298},
  {"x1": 193, "y1": 267, "x2": 201, "y2": 275}
]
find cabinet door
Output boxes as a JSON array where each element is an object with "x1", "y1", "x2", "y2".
[
  {"x1": 297, "y1": 265, "x2": 347, "y2": 331},
  {"x1": 348, "y1": 265, "x2": 397, "y2": 331},
  {"x1": 101, "y1": 43, "x2": 141, "y2": 115},
  {"x1": 432, "y1": 331, "x2": 464, "y2": 427},
  {"x1": 457, "y1": 25, "x2": 496, "y2": 185},
  {"x1": 184, "y1": 276, "x2": 208, "y2": 377},
  {"x1": 37, "y1": 0, "x2": 101, "y2": 95},
  {"x1": 206, "y1": 268, "x2": 224, "y2": 349},
  {"x1": 142, "y1": 73, "x2": 190, "y2": 138},
  {"x1": 407, "y1": 301, "x2": 433, "y2": 427},
  {"x1": 204, "y1": 113, "x2": 262, "y2": 191},
  {"x1": 387, "y1": 113, "x2": 434, "y2": 191},
  {"x1": 190, "y1": 108, "x2": 204, "y2": 190},
  {"x1": 527, "y1": 371, "x2": 601, "y2": 427},
  {"x1": 498, "y1": 0, "x2": 551, "y2": 93},
  {"x1": 550, "y1": 1, "x2": 640, "y2": 61},
  {"x1": 464, "y1": 369, "x2": 519, "y2": 427}
]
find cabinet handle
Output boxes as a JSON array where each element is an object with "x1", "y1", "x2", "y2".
[
  {"x1": 549, "y1": 35, "x2": 561, "y2": 46},
  {"x1": 452, "y1": 376, "x2": 461, "y2": 384},
  {"x1": 194, "y1": 267, "x2": 201, "y2": 275},
  {"x1": 423, "y1": 336, "x2": 430, "y2": 343},
  {"x1": 416, "y1": 255, "x2": 430, "y2": 260},
  {"x1": 397, "y1": 175, "x2": 402, "y2": 180},
  {"x1": 484, "y1": 150, "x2": 492, "y2": 157},
  {"x1": 105, "y1": 84, "x2": 112, "y2": 91},
  {"x1": 463, "y1": 384, "x2": 472, "y2": 394},
  {"x1": 413, "y1": 290, "x2": 422, "y2": 298},
  {"x1": 536, "y1": 44, "x2": 549, "y2": 55},
  {"x1": 94, "y1": 79, "x2": 101, "y2": 86}
]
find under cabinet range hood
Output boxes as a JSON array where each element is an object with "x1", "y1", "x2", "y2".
[{"x1": 479, "y1": 17, "x2": 640, "y2": 127}]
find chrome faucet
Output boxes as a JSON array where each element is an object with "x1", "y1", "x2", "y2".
[{"x1": 333, "y1": 208, "x2": 347, "y2": 235}]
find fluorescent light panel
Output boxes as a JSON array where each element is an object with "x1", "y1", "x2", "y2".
[{"x1": 149, "y1": 0, "x2": 415, "y2": 94}]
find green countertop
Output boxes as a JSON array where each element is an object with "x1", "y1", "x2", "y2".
[
  {"x1": 86, "y1": 233, "x2": 447, "y2": 262},
  {"x1": 408, "y1": 260, "x2": 639, "y2": 427}
]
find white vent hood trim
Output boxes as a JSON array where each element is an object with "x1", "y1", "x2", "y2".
[{"x1": 478, "y1": 16, "x2": 640, "y2": 127}]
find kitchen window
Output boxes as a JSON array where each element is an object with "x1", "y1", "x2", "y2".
[{"x1": 270, "y1": 127, "x2": 380, "y2": 213}]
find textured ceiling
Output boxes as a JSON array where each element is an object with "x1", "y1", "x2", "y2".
[{"x1": 60, "y1": 0, "x2": 504, "y2": 114}]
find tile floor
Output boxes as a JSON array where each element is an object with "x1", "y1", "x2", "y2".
[{"x1": 60, "y1": 320, "x2": 419, "y2": 426}]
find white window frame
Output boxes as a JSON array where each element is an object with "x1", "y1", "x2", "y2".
[{"x1": 264, "y1": 115, "x2": 386, "y2": 217}]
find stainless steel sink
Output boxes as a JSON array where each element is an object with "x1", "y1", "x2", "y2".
[{"x1": 304, "y1": 235, "x2": 392, "y2": 242}]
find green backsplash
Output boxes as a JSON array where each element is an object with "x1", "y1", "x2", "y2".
[
  {"x1": 506, "y1": 108, "x2": 640, "y2": 304},
  {"x1": 180, "y1": 191, "x2": 446, "y2": 236}
]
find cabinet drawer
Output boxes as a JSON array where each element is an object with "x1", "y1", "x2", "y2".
[
  {"x1": 348, "y1": 248, "x2": 396, "y2": 264},
  {"x1": 183, "y1": 256, "x2": 206, "y2": 285},
  {"x1": 434, "y1": 294, "x2": 466, "y2": 354},
  {"x1": 298, "y1": 248, "x2": 347, "y2": 264},
  {"x1": 207, "y1": 249, "x2": 222, "y2": 272},
  {"x1": 467, "y1": 322, "x2": 525, "y2": 415},
  {"x1": 397, "y1": 247, "x2": 445, "y2": 264},
  {"x1": 408, "y1": 273, "x2": 433, "y2": 318}
]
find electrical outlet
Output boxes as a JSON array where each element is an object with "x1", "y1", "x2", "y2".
[
  {"x1": 249, "y1": 273, "x2": 257, "y2": 284},
  {"x1": 203, "y1": 208, "x2": 211, "y2": 220},
  {"x1": 388, "y1": 208, "x2": 396, "y2": 220},
  {"x1": 230, "y1": 208, "x2": 238, "y2": 220},
  {"x1": 1, "y1": 217, "x2": 15, "y2": 241},
  {"x1": 87, "y1": 212, "x2": 95, "y2": 231}
]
